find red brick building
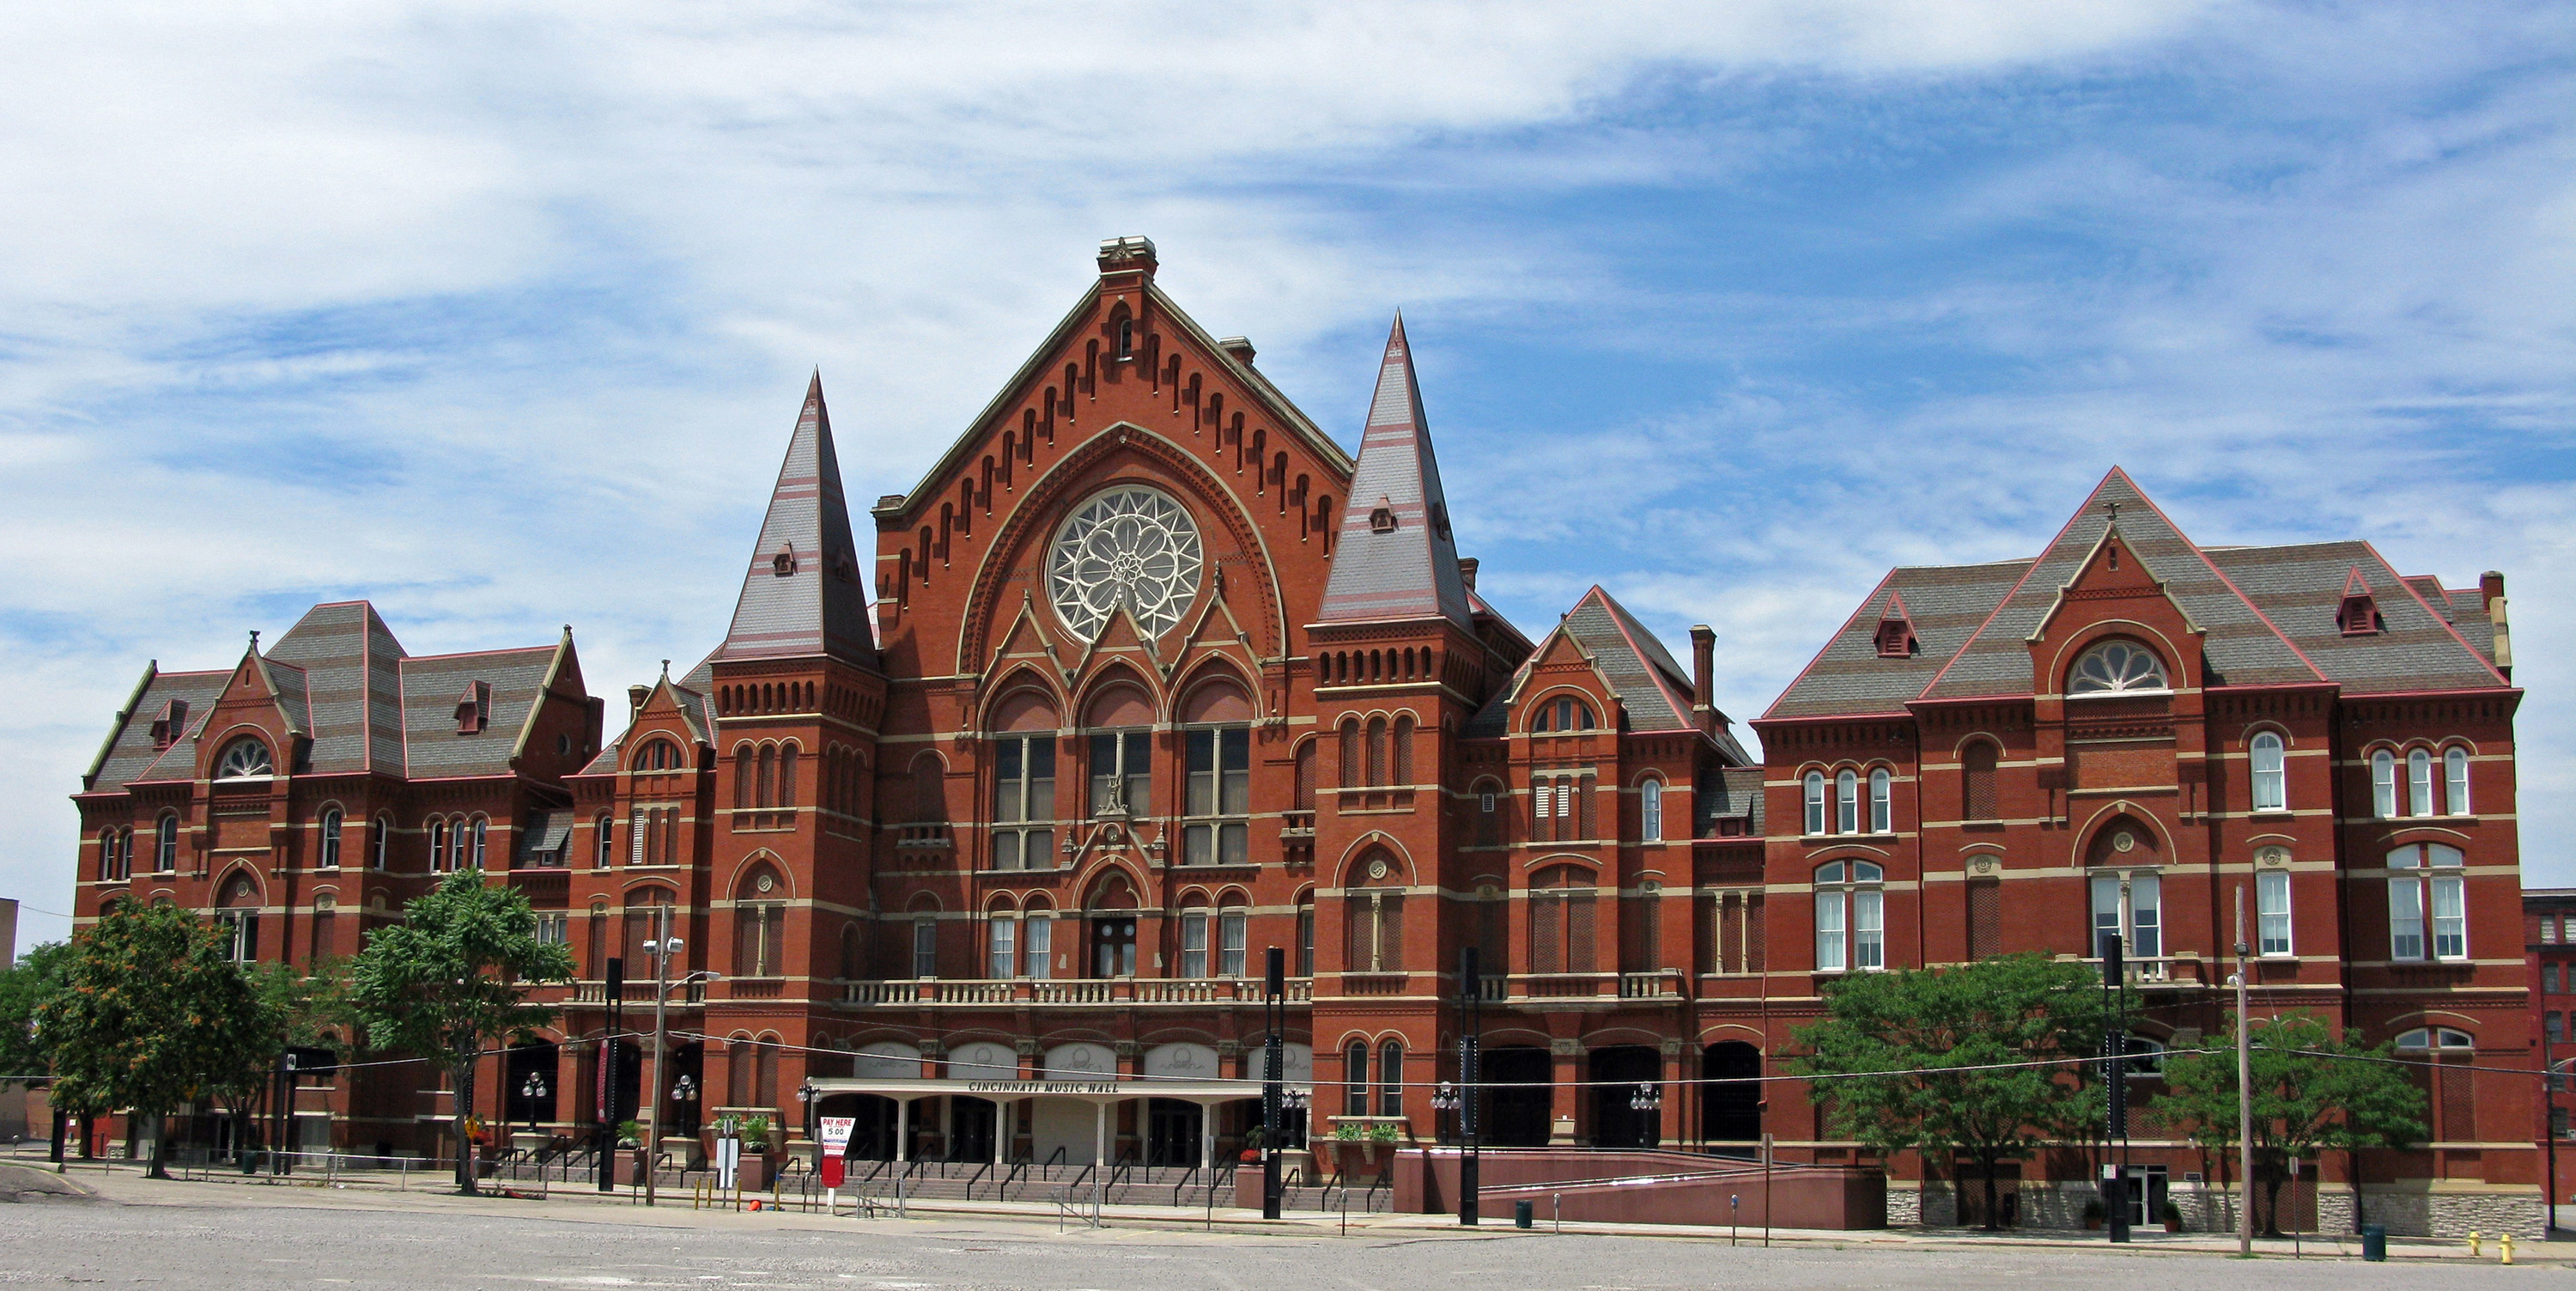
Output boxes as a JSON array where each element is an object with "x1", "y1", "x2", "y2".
[
  {"x1": 63, "y1": 241, "x2": 2534, "y2": 1235},
  {"x1": 2524, "y1": 889, "x2": 2576, "y2": 1202},
  {"x1": 1758, "y1": 470, "x2": 2534, "y2": 1235}
]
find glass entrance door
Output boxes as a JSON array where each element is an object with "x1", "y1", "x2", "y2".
[{"x1": 1091, "y1": 917, "x2": 1137, "y2": 977}]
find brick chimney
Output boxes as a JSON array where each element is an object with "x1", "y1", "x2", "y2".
[
  {"x1": 2482, "y1": 570, "x2": 2512, "y2": 679},
  {"x1": 1690, "y1": 625, "x2": 1716, "y2": 732},
  {"x1": 628, "y1": 684, "x2": 649, "y2": 721},
  {"x1": 1457, "y1": 557, "x2": 1479, "y2": 592}
]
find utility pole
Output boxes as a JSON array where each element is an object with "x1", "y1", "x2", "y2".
[
  {"x1": 2235, "y1": 884, "x2": 2254, "y2": 1258},
  {"x1": 598, "y1": 956, "x2": 623, "y2": 1192},
  {"x1": 1261, "y1": 947, "x2": 1284, "y2": 1220},
  {"x1": 644, "y1": 906, "x2": 673, "y2": 1208},
  {"x1": 2104, "y1": 932, "x2": 2129, "y2": 1244},
  {"x1": 1458, "y1": 944, "x2": 1481, "y2": 1225}
]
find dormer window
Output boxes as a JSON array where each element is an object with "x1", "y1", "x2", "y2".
[
  {"x1": 1530, "y1": 696, "x2": 1595, "y2": 734},
  {"x1": 772, "y1": 545, "x2": 798, "y2": 577},
  {"x1": 453, "y1": 681, "x2": 491, "y2": 734},
  {"x1": 1873, "y1": 593, "x2": 1919, "y2": 658},
  {"x1": 149, "y1": 698, "x2": 190, "y2": 751},
  {"x1": 1370, "y1": 498, "x2": 1397, "y2": 533},
  {"x1": 2336, "y1": 569, "x2": 2381, "y2": 636}
]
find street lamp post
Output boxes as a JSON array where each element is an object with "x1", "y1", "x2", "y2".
[
  {"x1": 1261, "y1": 947, "x2": 1285, "y2": 1220},
  {"x1": 639, "y1": 908, "x2": 721, "y2": 1208},
  {"x1": 797, "y1": 1081, "x2": 818, "y2": 1165},
  {"x1": 1457, "y1": 944, "x2": 1482, "y2": 1226},
  {"x1": 520, "y1": 1072, "x2": 549, "y2": 1148},
  {"x1": 597, "y1": 956, "x2": 624, "y2": 1193},
  {"x1": 671, "y1": 1074, "x2": 698, "y2": 1139}
]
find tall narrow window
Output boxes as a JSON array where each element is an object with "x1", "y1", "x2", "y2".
[
  {"x1": 155, "y1": 814, "x2": 178, "y2": 872},
  {"x1": 992, "y1": 734, "x2": 1057, "y2": 870},
  {"x1": 1089, "y1": 730, "x2": 1151, "y2": 816},
  {"x1": 592, "y1": 813, "x2": 611, "y2": 869},
  {"x1": 2445, "y1": 746, "x2": 2471, "y2": 815},
  {"x1": 471, "y1": 818, "x2": 488, "y2": 868},
  {"x1": 1345, "y1": 1042, "x2": 1370, "y2": 1117},
  {"x1": 2250, "y1": 733, "x2": 2286, "y2": 812},
  {"x1": 988, "y1": 915, "x2": 1018, "y2": 978},
  {"x1": 1024, "y1": 913, "x2": 1053, "y2": 980},
  {"x1": 1183, "y1": 727, "x2": 1250, "y2": 864},
  {"x1": 318, "y1": 808, "x2": 343, "y2": 868},
  {"x1": 1218, "y1": 904, "x2": 1248, "y2": 977},
  {"x1": 1640, "y1": 778, "x2": 1664, "y2": 842},
  {"x1": 1965, "y1": 875, "x2": 2002, "y2": 959},
  {"x1": 732, "y1": 868, "x2": 785, "y2": 977},
  {"x1": 1340, "y1": 719, "x2": 1362, "y2": 789},
  {"x1": 1296, "y1": 895, "x2": 1315, "y2": 977},
  {"x1": 1867, "y1": 768, "x2": 1892, "y2": 834},
  {"x1": 2371, "y1": 749, "x2": 2398, "y2": 819},
  {"x1": 1528, "y1": 865, "x2": 1595, "y2": 975},
  {"x1": 2408, "y1": 748, "x2": 2435, "y2": 817},
  {"x1": 429, "y1": 819, "x2": 449, "y2": 872},
  {"x1": 912, "y1": 917, "x2": 939, "y2": 978},
  {"x1": 1365, "y1": 717, "x2": 1388, "y2": 786},
  {"x1": 2256, "y1": 869, "x2": 2293, "y2": 956},
  {"x1": 97, "y1": 829, "x2": 117, "y2": 881},
  {"x1": 1813, "y1": 861, "x2": 1884, "y2": 971},
  {"x1": 1378, "y1": 1040, "x2": 1404, "y2": 1117},
  {"x1": 1802, "y1": 771, "x2": 1826, "y2": 835},
  {"x1": 1835, "y1": 770, "x2": 1858, "y2": 834},
  {"x1": 1180, "y1": 905, "x2": 1210, "y2": 977}
]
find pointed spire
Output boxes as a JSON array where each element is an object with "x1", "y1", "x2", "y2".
[
  {"x1": 1316, "y1": 314, "x2": 1473, "y2": 629},
  {"x1": 714, "y1": 372, "x2": 878, "y2": 665}
]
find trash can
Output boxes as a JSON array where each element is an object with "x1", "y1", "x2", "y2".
[
  {"x1": 1515, "y1": 1200, "x2": 1534, "y2": 1229},
  {"x1": 2361, "y1": 1225, "x2": 2386, "y2": 1262}
]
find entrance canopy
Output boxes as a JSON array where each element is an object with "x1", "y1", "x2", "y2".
[{"x1": 805, "y1": 1075, "x2": 1297, "y2": 1176}]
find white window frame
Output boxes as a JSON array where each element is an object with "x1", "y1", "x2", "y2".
[
  {"x1": 1024, "y1": 914, "x2": 1054, "y2": 980},
  {"x1": 2089, "y1": 870, "x2": 2163, "y2": 961},
  {"x1": 987, "y1": 915, "x2": 1018, "y2": 979},
  {"x1": 1180, "y1": 909, "x2": 1210, "y2": 977},
  {"x1": 1802, "y1": 771, "x2": 1826, "y2": 836},
  {"x1": 1814, "y1": 860, "x2": 1885, "y2": 972},
  {"x1": 2444, "y1": 746, "x2": 2471, "y2": 815},
  {"x1": 1219, "y1": 907, "x2": 1248, "y2": 977},
  {"x1": 912, "y1": 917, "x2": 939, "y2": 979},
  {"x1": 1640, "y1": 778, "x2": 1664, "y2": 843},
  {"x1": 318, "y1": 809, "x2": 343, "y2": 868},
  {"x1": 1835, "y1": 770, "x2": 1858, "y2": 834},
  {"x1": 2388, "y1": 843, "x2": 2467, "y2": 961},
  {"x1": 2256, "y1": 868, "x2": 2293, "y2": 957},
  {"x1": 2407, "y1": 748, "x2": 2435, "y2": 817},
  {"x1": 1868, "y1": 768, "x2": 1892, "y2": 834},
  {"x1": 155, "y1": 815, "x2": 179, "y2": 872},
  {"x1": 2371, "y1": 749, "x2": 2397, "y2": 819},
  {"x1": 2250, "y1": 732, "x2": 2286, "y2": 813}
]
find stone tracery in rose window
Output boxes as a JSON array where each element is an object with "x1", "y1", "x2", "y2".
[{"x1": 1047, "y1": 486, "x2": 1203, "y2": 641}]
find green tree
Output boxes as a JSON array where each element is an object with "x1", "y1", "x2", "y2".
[
  {"x1": 0, "y1": 941, "x2": 74, "y2": 1083},
  {"x1": 32, "y1": 905, "x2": 280, "y2": 1178},
  {"x1": 206, "y1": 958, "x2": 361, "y2": 1159},
  {"x1": 2159, "y1": 1012, "x2": 2426, "y2": 1234},
  {"x1": 1790, "y1": 953, "x2": 2123, "y2": 1228},
  {"x1": 349, "y1": 872, "x2": 574, "y2": 1194}
]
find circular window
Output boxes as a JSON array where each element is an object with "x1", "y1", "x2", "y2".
[
  {"x1": 1047, "y1": 487, "x2": 1204, "y2": 641},
  {"x1": 2069, "y1": 641, "x2": 2169, "y2": 695},
  {"x1": 214, "y1": 737, "x2": 275, "y2": 779}
]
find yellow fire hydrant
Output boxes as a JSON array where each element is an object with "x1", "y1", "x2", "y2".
[
  {"x1": 2469, "y1": 1231, "x2": 2482, "y2": 1258},
  {"x1": 2500, "y1": 1232, "x2": 2514, "y2": 1264}
]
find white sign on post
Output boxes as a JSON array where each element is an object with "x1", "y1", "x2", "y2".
[
  {"x1": 716, "y1": 1116, "x2": 741, "y2": 1193},
  {"x1": 819, "y1": 1117, "x2": 854, "y2": 1151}
]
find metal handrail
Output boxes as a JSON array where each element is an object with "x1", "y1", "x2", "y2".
[
  {"x1": 1169, "y1": 1166, "x2": 1199, "y2": 1206},
  {"x1": 1364, "y1": 1167, "x2": 1391, "y2": 1213},
  {"x1": 1000, "y1": 1158, "x2": 1029, "y2": 1200},
  {"x1": 1041, "y1": 1144, "x2": 1067, "y2": 1179},
  {"x1": 963, "y1": 1159, "x2": 993, "y2": 1198}
]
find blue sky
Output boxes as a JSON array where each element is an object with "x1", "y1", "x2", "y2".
[{"x1": 3, "y1": 2, "x2": 2570, "y2": 947}]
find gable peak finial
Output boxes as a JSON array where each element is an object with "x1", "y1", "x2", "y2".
[
  {"x1": 2103, "y1": 498, "x2": 2121, "y2": 524},
  {"x1": 247, "y1": 629, "x2": 260, "y2": 650},
  {"x1": 659, "y1": 659, "x2": 670, "y2": 679}
]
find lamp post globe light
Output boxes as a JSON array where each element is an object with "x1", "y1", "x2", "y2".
[
  {"x1": 638, "y1": 916, "x2": 720, "y2": 1208},
  {"x1": 671, "y1": 1074, "x2": 698, "y2": 1137},
  {"x1": 520, "y1": 1072, "x2": 549, "y2": 1147}
]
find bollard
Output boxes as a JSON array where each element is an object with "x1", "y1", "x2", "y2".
[
  {"x1": 2500, "y1": 1232, "x2": 2514, "y2": 1264},
  {"x1": 2469, "y1": 1231, "x2": 2482, "y2": 1258}
]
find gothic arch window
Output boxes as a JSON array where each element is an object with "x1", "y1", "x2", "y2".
[
  {"x1": 2067, "y1": 640, "x2": 2169, "y2": 695},
  {"x1": 1182, "y1": 678, "x2": 1252, "y2": 866},
  {"x1": 1961, "y1": 740, "x2": 2000, "y2": 821},
  {"x1": 1345, "y1": 849, "x2": 1405, "y2": 973},
  {"x1": 318, "y1": 807, "x2": 343, "y2": 869},
  {"x1": 1814, "y1": 860, "x2": 1885, "y2": 972},
  {"x1": 1084, "y1": 684, "x2": 1153, "y2": 819},
  {"x1": 991, "y1": 694, "x2": 1059, "y2": 871},
  {"x1": 1046, "y1": 486, "x2": 1204, "y2": 640},
  {"x1": 215, "y1": 736, "x2": 274, "y2": 779},
  {"x1": 733, "y1": 863, "x2": 786, "y2": 978}
]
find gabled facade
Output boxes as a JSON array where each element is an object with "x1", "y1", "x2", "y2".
[{"x1": 1759, "y1": 468, "x2": 2531, "y2": 1235}]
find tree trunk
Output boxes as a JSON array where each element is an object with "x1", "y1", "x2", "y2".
[
  {"x1": 143, "y1": 1109, "x2": 170, "y2": 1179},
  {"x1": 1980, "y1": 1153, "x2": 2001, "y2": 1231},
  {"x1": 454, "y1": 1058, "x2": 478, "y2": 1196}
]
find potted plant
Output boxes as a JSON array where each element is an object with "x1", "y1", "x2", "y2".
[
  {"x1": 2082, "y1": 1198, "x2": 2105, "y2": 1231},
  {"x1": 613, "y1": 1120, "x2": 647, "y2": 1187},
  {"x1": 733, "y1": 1115, "x2": 776, "y2": 1191},
  {"x1": 2159, "y1": 1199, "x2": 2184, "y2": 1233}
]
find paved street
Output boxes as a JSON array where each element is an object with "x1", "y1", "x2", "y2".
[{"x1": 0, "y1": 1171, "x2": 2556, "y2": 1290}]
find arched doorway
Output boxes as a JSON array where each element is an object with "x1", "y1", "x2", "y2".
[
  {"x1": 1086, "y1": 871, "x2": 1139, "y2": 977},
  {"x1": 504, "y1": 1043, "x2": 559, "y2": 1132},
  {"x1": 1145, "y1": 1099, "x2": 1202, "y2": 1166},
  {"x1": 1702, "y1": 1041, "x2": 1762, "y2": 1154},
  {"x1": 1482, "y1": 1046, "x2": 1553, "y2": 1147},
  {"x1": 1588, "y1": 1046, "x2": 1661, "y2": 1149},
  {"x1": 824, "y1": 1093, "x2": 901, "y2": 1162}
]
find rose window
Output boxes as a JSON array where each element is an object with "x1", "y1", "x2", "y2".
[
  {"x1": 214, "y1": 737, "x2": 274, "y2": 778},
  {"x1": 2069, "y1": 641, "x2": 2169, "y2": 695},
  {"x1": 1047, "y1": 487, "x2": 1203, "y2": 641}
]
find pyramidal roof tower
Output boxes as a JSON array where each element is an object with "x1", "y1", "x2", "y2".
[
  {"x1": 1316, "y1": 314, "x2": 1474, "y2": 630},
  {"x1": 714, "y1": 372, "x2": 877, "y2": 665}
]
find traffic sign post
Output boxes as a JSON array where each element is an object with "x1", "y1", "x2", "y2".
[{"x1": 818, "y1": 1116, "x2": 854, "y2": 1211}]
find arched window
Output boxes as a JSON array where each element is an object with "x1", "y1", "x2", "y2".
[
  {"x1": 428, "y1": 819, "x2": 449, "y2": 872},
  {"x1": 1218, "y1": 895, "x2": 1249, "y2": 977},
  {"x1": 2371, "y1": 749, "x2": 2398, "y2": 818},
  {"x1": 840, "y1": 923, "x2": 866, "y2": 982},
  {"x1": 632, "y1": 740, "x2": 682, "y2": 773},
  {"x1": 2408, "y1": 748, "x2": 2435, "y2": 817},
  {"x1": 1345, "y1": 851, "x2": 1405, "y2": 973},
  {"x1": 470, "y1": 817, "x2": 488, "y2": 869},
  {"x1": 621, "y1": 886, "x2": 678, "y2": 970},
  {"x1": 1085, "y1": 685, "x2": 1153, "y2": 818},
  {"x1": 1178, "y1": 895, "x2": 1212, "y2": 977},
  {"x1": 215, "y1": 737, "x2": 274, "y2": 779},
  {"x1": 2068, "y1": 640, "x2": 2169, "y2": 695},
  {"x1": 1182, "y1": 680, "x2": 1252, "y2": 866},
  {"x1": 1814, "y1": 861, "x2": 1885, "y2": 972},
  {"x1": 99, "y1": 829, "x2": 122, "y2": 882},
  {"x1": 1802, "y1": 771, "x2": 1826, "y2": 836},
  {"x1": 1378, "y1": 1039, "x2": 1404, "y2": 1117},
  {"x1": 757, "y1": 744, "x2": 777, "y2": 808},
  {"x1": 1024, "y1": 898, "x2": 1054, "y2": 980},
  {"x1": 2389, "y1": 843, "x2": 2468, "y2": 961},
  {"x1": 777, "y1": 745, "x2": 798, "y2": 806},
  {"x1": 912, "y1": 900, "x2": 942, "y2": 979},
  {"x1": 1391, "y1": 715, "x2": 1414, "y2": 785},
  {"x1": 369, "y1": 816, "x2": 389, "y2": 870},
  {"x1": 155, "y1": 814, "x2": 179, "y2": 873},
  {"x1": 732, "y1": 744, "x2": 754, "y2": 811},
  {"x1": 1528, "y1": 864, "x2": 1596, "y2": 975},
  {"x1": 215, "y1": 872, "x2": 260, "y2": 962},
  {"x1": 2396, "y1": 1026, "x2": 2475, "y2": 1050},
  {"x1": 1532, "y1": 695, "x2": 1595, "y2": 733},
  {"x1": 1867, "y1": 768, "x2": 1892, "y2": 834},
  {"x1": 2257, "y1": 862, "x2": 2293, "y2": 957},
  {"x1": 1365, "y1": 717, "x2": 1388, "y2": 786},
  {"x1": 1639, "y1": 777, "x2": 1664, "y2": 843},
  {"x1": 991, "y1": 702, "x2": 1059, "y2": 872},
  {"x1": 318, "y1": 808, "x2": 343, "y2": 868},
  {"x1": 987, "y1": 904, "x2": 1019, "y2": 978},
  {"x1": 1339, "y1": 718, "x2": 1362, "y2": 790},
  {"x1": 2250, "y1": 732, "x2": 2286, "y2": 812},
  {"x1": 2445, "y1": 746, "x2": 2471, "y2": 815},
  {"x1": 1834, "y1": 770, "x2": 1858, "y2": 834},
  {"x1": 1345, "y1": 1040, "x2": 1370, "y2": 1116},
  {"x1": 1295, "y1": 891, "x2": 1316, "y2": 977},
  {"x1": 1961, "y1": 740, "x2": 1999, "y2": 821},
  {"x1": 732, "y1": 864, "x2": 786, "y2": 977},
  {"x1": 593, "y1": 813, "x2": 612, "y2": 869},
  {"x1": 1294, "y1": 739, "x2": 1318, "y2": 813}
]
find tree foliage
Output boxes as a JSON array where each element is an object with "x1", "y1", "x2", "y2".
[
  {"x1": 349, "y1": 872, "x2": 574, "y2": 1194},
  {"x1": 0, "y1": 941, "x2": 74, "y2": 1084},
  {"x1": 32, "y1": 905, "x2": 279, "y2": 1178},
  {"x1": 2159, "y1": 1012, "x2": 2426, "y2": 1234},
  {"x1": 1790, "y1": 954, "x2": 2124, "y2": 1227}
]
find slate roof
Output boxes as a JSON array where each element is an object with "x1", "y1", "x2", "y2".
[
  {"x1": 400, "y1": 647, "x2": 558, "y2": 778},
  {"x1": 1459, "y1": 586, "x2": 1752, "y2": 764},
  {"x1": 518, "y1": 810, "x2": 574, "y2": 864},
  {"x1": 85, "y1": 668, "x2": 229, "y2": 791},
  {"x1": 265, "y1": 601, "x2": 408, "y2": 773},
  {"x1": 714, "y1": 374, "x2": 878, "y2": 666},
  {"x1": 1315, "y1": 316, "x2": 1475, "y2": 630},
  {"x1": 1697, "y1": 765, "x2": 1767, "y2": 837},
  {"x1": 1765, "y1": 468, "x2": 2509, "y2": 720}
]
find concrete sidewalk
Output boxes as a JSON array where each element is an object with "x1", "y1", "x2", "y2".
[{"x1": 29, "y1": 1158, "x2": 2559, "y2": 1266}]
